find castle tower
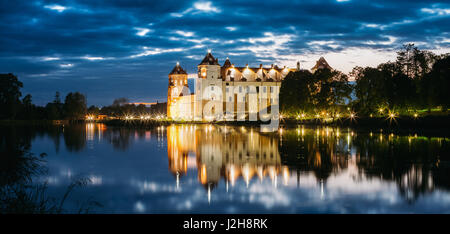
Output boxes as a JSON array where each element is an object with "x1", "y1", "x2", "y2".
[
  {"x1": 194, "y1": 50, "x2": 223, "y2": 121},
  {"x1": 168, "y1": 62, "x2": 188, "y2": 118},
  {"x1": 197, "y1": 49, "x2": 221, "y2": 80}
]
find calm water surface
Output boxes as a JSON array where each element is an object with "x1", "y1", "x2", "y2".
[{"x1": 3, "y1": 123, "x2": 450, "y2": 213}]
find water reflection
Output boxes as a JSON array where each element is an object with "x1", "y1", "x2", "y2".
[
  {"x1": 167, "y1": 125, "x2": 283, "y2": 190},
  {"x1": 167, "y1": 124, "x2": 450, "y2": 204},
  {"x1": 1, "y1": 123, "x2": 449, "y2": 213}
]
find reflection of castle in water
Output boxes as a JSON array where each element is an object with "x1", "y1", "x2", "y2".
[
  {"x1": 166, "y1": 124, "x2": 450, "y2": 203},
  {"x1": 0, "y1": 123, "x2": 448, "y2": 205},
  {"x1": 167, "y1": 125, "x2": 289, "y2": 190},
  {"x1": 32, "y1": 122, "x2": 448, "y2": 203}
]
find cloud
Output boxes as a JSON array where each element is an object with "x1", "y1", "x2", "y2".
[
  {"x1": 60, "y1": 63, "x2": 74, "y2": 68},
  {"x1": 170, "y1": 1, "x2": 221, "y2": 17},
  {"x1": 44, "y1": 4, "x2": 68, "y2": 13},
  {"x1": 130, "y1": 47, "x2": 184, "y2": 58},
  {"x1": 0, "y1": 0, "x2": 448, "y2": 105},
  {"x1": 134, "y1": 27, "x2": 152, "y2": 37},
  {"x1": 193, "y1": 1, "x2": 221, "y2": 13},
  {"x1": 175, "y1": 30, "x2": 195, "y2": 37},
  {"x1": 421, "y1": 6, "x2": 450, "y2": 16},
  {"x1": 81, "y1": 56, "x2": 106, "y2": 61}
]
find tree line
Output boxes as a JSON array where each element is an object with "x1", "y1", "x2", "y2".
[
  {"x1": 0, "y1": 74, "x2": 88, "y2": 120},
  {"x1": 280, "y1": 44, "x2": 449, "y2": 118},
  {"x1": 0, "y1": 74, "x2": 160, "y2": 120}
]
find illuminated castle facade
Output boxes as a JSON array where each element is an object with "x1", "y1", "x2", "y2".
[{"x1": 167, "y1": 51, "x2": 300, "y2": 121}]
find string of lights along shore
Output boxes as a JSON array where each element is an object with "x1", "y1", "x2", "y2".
[{"x1": 167, "y1": 49, "x2": 332, "y2": 121}]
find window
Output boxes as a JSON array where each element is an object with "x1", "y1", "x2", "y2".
[
  {"x1": 226, "y1": 87, "x2": 229, "y2": 92},
  {"x1": 229, "y1": 97, "x2": 232, "y2": 102},
  {"x1": 263, "y1": 87, "x2": 266, "y2": 93},
  {"x1": 211, "y1": 86, "x2": 214, "y2": 91},
  {"x1": 239, "y1": 86, "x2": 242, "y2": 93},
  {"x1": 243, "y1": 97, "x2": 245, "y2": 102},
  {"x1": 270, "y1": 87, "x2": 273, "y2": 93}
]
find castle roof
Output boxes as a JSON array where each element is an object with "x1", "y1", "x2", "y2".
[
  {"x1": 199, "y1": 52, "x2": 220, "y2": 65},
  {"x1": 222, "y1": 57, "x2": 232, "y2": 67},
  {"x1": 311, "y1": 57, "x2": 332, "y2": 71},
  {"x1": 169, "y1": 63, "x2": 187, "y2": 75}
]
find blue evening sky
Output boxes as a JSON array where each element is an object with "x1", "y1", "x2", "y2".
[{"x1": 0, "y1": 0, "x2": 449, "y2": 106}]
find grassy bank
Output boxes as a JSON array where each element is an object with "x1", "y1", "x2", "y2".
[
  {"x1": 2, "y1": 115, "x2": 449, "y2": 135},
  {"x1": 281, "y1": 114, "x2": 450, "y2": 136}
]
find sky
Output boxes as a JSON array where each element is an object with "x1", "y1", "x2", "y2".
[{"x1": 0, "y1": 0, "x2": 449, "y2": 106}]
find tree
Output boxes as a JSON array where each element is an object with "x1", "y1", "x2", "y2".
[
  {"x1": 20, "y1": 94, "x2": 34, "y2": 120},
  {"x1": 279, "y1": 70, "x2": 316, "y2": 115},
  {"x1": 44, "y1": 92, "x2": 64, "y2": 120},
  {"x1": 63, "y1": 92, "x2": 87, "y2": 120},
  {"x1": 423, "y1": 54, "x2": 450, "y2": 111},
  {"x1": 54, "y1": 92, "x2": 61, "y2": 104},
  {"x1": 112, "y1": 97, "x2": 129, "y2": 107},
  {"x1": 329, "y1": 71, "x2": 352, "y2": 116},
  {"x1": 313, "y1": 68, "x2": 334, "y2": 112},
  {"x1": 352, "y1": 66, "x2": 389, "y2": 115},
  {"x1": 0, "y1": 73, "x2": 23, "y2": 119},
  {"x1": 87, "y1": 105, "x2": 100, "y2": 115}
]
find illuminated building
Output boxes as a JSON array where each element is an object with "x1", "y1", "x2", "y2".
[{"x1": 167, "y1": 51, "x2": 302, "y2": 121}]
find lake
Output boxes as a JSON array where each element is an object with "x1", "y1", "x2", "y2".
[{"x1": 1, "y1": 123, "x2": 450, "y2": 213}]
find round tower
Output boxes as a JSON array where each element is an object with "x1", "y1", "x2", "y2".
[{"x1": 168, "y1": 62, "x2": 188, "y2": 118}]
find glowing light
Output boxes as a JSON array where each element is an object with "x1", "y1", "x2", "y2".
[
  {"x1": 413, "y1": 113, "x2": 418, "y2": 118},
  {"x1": 387, "y1": 110, "x2": 397, "y2": 124},
  {"x1": 336, "y1": 113, "x2": 340, "y2": 118}
]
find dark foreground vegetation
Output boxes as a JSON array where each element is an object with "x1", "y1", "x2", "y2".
[{"x1": 0, "y1": 125, "x2": 100, "y2": 213}]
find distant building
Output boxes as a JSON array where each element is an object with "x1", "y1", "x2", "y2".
[{"x1": 311, "y1": 57, "x2": 332, "y2": 73}]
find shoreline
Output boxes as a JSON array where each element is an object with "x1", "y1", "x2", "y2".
[{"x1": 1, "y1": 115, "x2": 449, "y2": 136}]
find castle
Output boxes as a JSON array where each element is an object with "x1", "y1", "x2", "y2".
[{"x1": 167, "y1": 50, "x2": 330, "y2": 121}]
